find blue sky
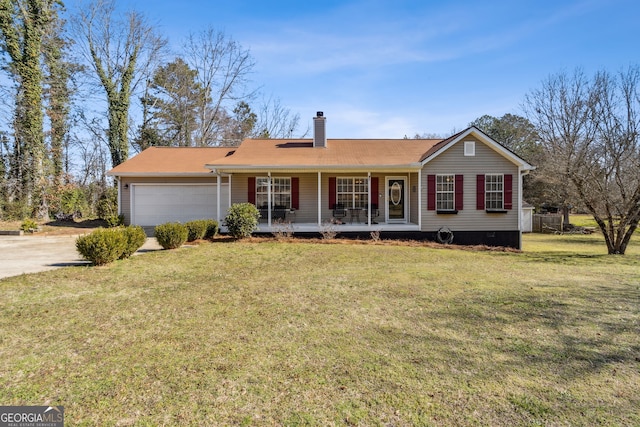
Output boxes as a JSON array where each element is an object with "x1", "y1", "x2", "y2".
[{"x1": 123, "y1": 0, "x2": 637, "y2": 138}]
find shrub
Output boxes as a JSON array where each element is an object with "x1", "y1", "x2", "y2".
[
  {"x1": 155, "y1": 222, "x2": 188, "y2": 249},
  {"x1": 320, "y1": 219, "x2": 339, "y2": 240},
  {"x1": 203, "y1": 219, "x2": 219, "y2": 239},
  {"x1": 120, "y1": 226, "x2": 147, "y2": 259},
  {"x1": 3, "y1": 200, "x2": 31, "y2": 221},
  {"x1": 20, "y1": 218, "x2": 39, "y2": 233},
  {"x1": 272, "y1": 219, "x2": 294, "y2": 240},
  {"x1": 185, "y1": 219, "x2": 208, "y2": 242},
  {"x1": 105, "y1": 214, "x2": 125, "y2": 228},
  {"x1": 97, "y1": 187, "x2": 118, "y2": 219},
  {"x1": 224, "y1": 203, "x2": 260, "y2": 239},
  {"x1": 76, "y1": 228, "x2": 127, "y2": 266},
  {"x1": 58, "y1": 187, "x2": 89, "y2": 218}
]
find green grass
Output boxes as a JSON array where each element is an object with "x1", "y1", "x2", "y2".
[{"x1": 1, "y1": 234, "x2": 639, "y2": 426}]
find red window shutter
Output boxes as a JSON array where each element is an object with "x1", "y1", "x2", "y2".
[
  {"x1": 427, "y1": 174, "x2": 436, "y2": 210},
  {"x1": 248, "y1": 177, "x2": 256, "y2": 205},
  {"x1": 476, "y1": 175, "x2": 485, "y2": 210},
  {"x1": 291, "y1": 177, "x2": 299, "y2": 210},
  {"x1": 504, "y1": 174, "x2": 513, "y2": 210},
  {"x1": 455, "y1": 174, "x2": 464, "y2": 211},
  {"x1": 329, "y1": 177, "x2": 336, "y2": 209},
  {"x1": 371, "y1": 177, "x2": 379, "y2": 206}
]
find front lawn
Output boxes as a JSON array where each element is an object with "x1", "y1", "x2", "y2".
[{"x1": 0, "y1": 234, "x2": 638, "y2": 426}]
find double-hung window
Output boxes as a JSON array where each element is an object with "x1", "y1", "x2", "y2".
[
  {"x1": 436, "y1": 175, "x2": 455, "y2": 211},
  {"x1": 337, "y1": 177, "x2": 368, "y2": 208},
  {"x1": 256, "y1": 177, "x2": 291, "y2": 208},
  {"x1": 485, "y1": 174, "x2": 503, "y2": 210}
]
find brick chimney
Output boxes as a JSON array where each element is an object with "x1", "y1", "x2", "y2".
[{"x1": 313, "y1": 112, "x2": 326, "y2": 148}]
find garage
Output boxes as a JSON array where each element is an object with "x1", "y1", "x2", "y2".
[{"x1": 131, "y1": 183, "x2": 229, "y2": 226}]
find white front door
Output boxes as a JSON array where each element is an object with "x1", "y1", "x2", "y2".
[{"x1": 386, "y1": 177, "x2": 408, "y2": 223}]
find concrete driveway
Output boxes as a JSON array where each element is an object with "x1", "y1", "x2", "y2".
[{"x1": 0, "y1": 234, "x2": 162, "y2": 279}]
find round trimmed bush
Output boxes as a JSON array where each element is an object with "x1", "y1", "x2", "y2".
[
  {"x1": 224, "y1": 203, "x2": 260, "y2": 239},
  {"x1": 155, "y1": 222, "x2": 188, "y2": 249},
  {"x1": 120, "y1": 226, "x2": 147, "y2": 259},
  {"x1": 76, "y1": 228, "x2": 127, "y2": 266},
  {"x1": 185, "y1": 219, "x2": 208, "y2": 242},
  {"x1": 203, "y1": 219, "x2": 219, "y2": 239}
]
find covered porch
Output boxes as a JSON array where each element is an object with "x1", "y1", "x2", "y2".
[{"x1": 213, "y1": 170, "x2": 423, "y2": 232}]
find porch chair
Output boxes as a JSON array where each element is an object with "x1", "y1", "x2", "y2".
[
  {"x1": 332, "y1": 203, "x2": 347, "y2": 223},
  {"x1": 370, "y1": 204, "x2": 379, "y2": 224}
]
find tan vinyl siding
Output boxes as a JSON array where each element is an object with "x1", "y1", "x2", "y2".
[
  {"x1": 231, "y1": 173, "x2": 249, "y2": 206},
  {"x1": 421, "y1": 136, "x2": 520, "y2": 232},
  {"x1": 409, "y1": 172, "x2": 419, "y2": 224},
  {"x1": 233, "y1": 173, "x2": 320, "y2": 223},
  {"x1": 295, "y1": 173, "x2": 320, "y2": 223}
]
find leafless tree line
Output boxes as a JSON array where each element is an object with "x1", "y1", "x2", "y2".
[
  {"x1": 0, "y1": 0, "x2": 303, "y2": 220},
  {"x1": 524, "y1": 67, "x2": 640, "y2": 254}
]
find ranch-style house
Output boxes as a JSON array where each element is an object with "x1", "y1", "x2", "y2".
[{"x1": 108, "y1": 112, "x2": 534, "y2": 248}]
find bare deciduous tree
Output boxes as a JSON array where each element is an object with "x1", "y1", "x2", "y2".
[
  {"x1": 253, "y1": 96, "x2": 306, "y2": 139},
  {"x1": 525, "y1": 67, "x2": 640, "y2": 254},
  {"x1": 0, "y1": 0, "x2": 61, "y2": 219},
  {"x1": 468, "y1": 114, "x2": 551, "y2": 213},
  {"x1": 182, "y1": 27, "x2": 255, "y2": 146},
  {"x1": 72, "y1": 0, "x2": 166, "y2": 167}
]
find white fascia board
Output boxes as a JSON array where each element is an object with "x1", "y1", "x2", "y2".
[
  {"x1": 207, "y1": 164, "x2": 423, "y2": 174},
  {"x1": 106, "y1": 172, "x2": 215, "y2": 178}
]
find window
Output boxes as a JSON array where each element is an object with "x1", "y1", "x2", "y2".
[
  {"x1": 485, "y1": 174, "x2": 503, "y2": 210},
  {"x1": 256, "y1": 177, "x2": 291, "y2": 208},
  {"x1": 428, "y1": 174, "x2": 462, "y2": 212},
  {"x1": 436, "y1": 175, "x2": 455, "y2": 211},
  {"x1": 464, "y1": 140, "x2": 475, "y2": 156},
  {"x1": 337, "y1": 177, "x2": 368, "y2": 208}
]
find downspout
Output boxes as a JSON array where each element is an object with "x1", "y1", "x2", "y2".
[
  {"x1": 115, "y1": 177, "x2": 122, "y2": 216},
  {"x1": 518, "y1": 166, "x2": 523, "y2": 250},
  {"x1": 317, "y1": 172, "x2": 322, "y2": 226}
]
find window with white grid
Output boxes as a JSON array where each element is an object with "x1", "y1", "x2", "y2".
[
  {"x1": 485, "y1": 174, "x2": 503, "y2": 210},
  {"x1": 256, "y1": 177, "x2": 291, "y2": 208},
  {"x1": 337, "y1": 177, "x2": 368, "y2": 209},
  {"x1": 436, "y1": 175, "x2": 455, "y2": 211}
]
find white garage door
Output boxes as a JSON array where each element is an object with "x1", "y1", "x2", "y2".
[{"x1": 131, "y1": 184, "x2": 229, "y2": 226}]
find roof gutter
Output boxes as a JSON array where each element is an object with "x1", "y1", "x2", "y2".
[
  {"x1": 205, "y1": 163, "x2": 424, "y2": 173},
  {"x1": 106, "y1": 172, "x2": 216, "y2": 177}
]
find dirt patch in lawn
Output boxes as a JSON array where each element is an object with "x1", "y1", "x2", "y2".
[
  {"x1": 236, "y1": 235, "x2": 522, "y2": 252},
  {"x1": 0, "y1": 218, "x2": 108, "y2": 236}
]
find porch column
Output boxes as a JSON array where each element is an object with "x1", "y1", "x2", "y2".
[
  {"x1": 418, "y1": 169, "x2": 422, "y2": 228},
  {"x1": 317, "y1": 172, "x2": 322, "y2": 226},
  {"x1": 267, "y1": 172, "x2": 272, "y2": 226},
  {"x1": 367, "y1": 172, "x2": 371, "y2": 226},
  {"x1": 228, "y1": 174, "x2": 232, "y2": 217},
  {"x1": 216, "y1": 173, "x2": 221, "y2": 221}
]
